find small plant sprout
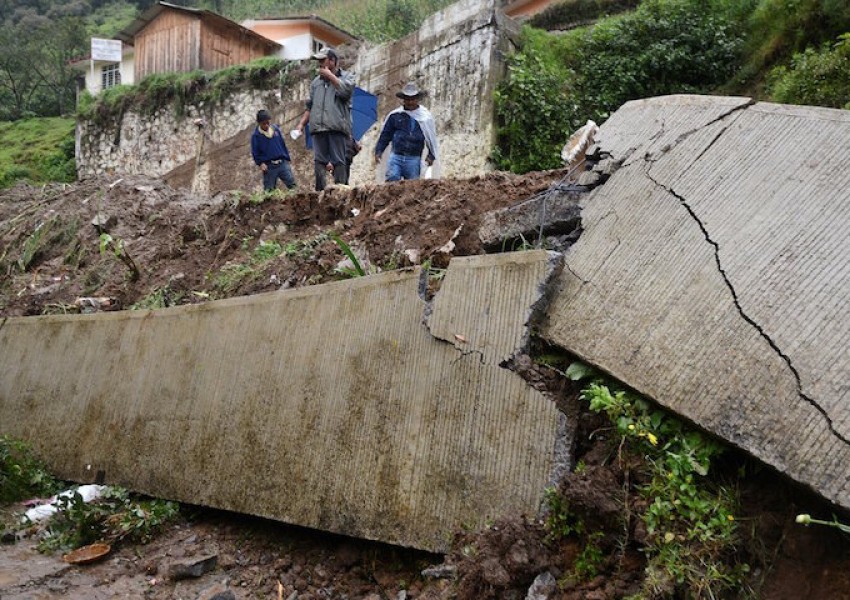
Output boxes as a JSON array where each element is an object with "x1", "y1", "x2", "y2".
[
  {"x1": 98, "y1": 233, "x2": 139, "y2": 281},
  {"x1": 796, "y1": 514, "x2": 850, "y2": 534}
]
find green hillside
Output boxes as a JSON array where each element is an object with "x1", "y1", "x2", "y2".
[{"x1": 0, "y1": 118, "x2": 76, "y2": 188}]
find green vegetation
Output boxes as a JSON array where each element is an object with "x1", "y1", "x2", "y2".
[
  {"x1": 796, "y1": 513, "x2": 850, "y2": 534},
  {"x1": 78, "y1": 57, "x2": 291, "y2": 125},
  {"x1": 207, "y1": 233, "x2": 328, "y2": 297},
  {"x1": 555, "y1": 368, "x2": 749, "y2": 598},
  {"x1": 494, "y1": 0, "x2": 748, "y2": 172},
  {"x1": 496, "y1": 0, "x2": 850, "y2": 173},
  {"x1": 99, "y1": 233, "x2": 140, "y2": 281},
  {"x1": 0, "y1": 118, "x2": 76, "y2": 188},
  {"x1": 130, "y1": 285, "x2": 186, "y2": 310},
  {"x1": 36, "y1": 486, "x2": 180, "y2": 553},
  {"x1": 544, "y1": 486, "x2": 585, "y2": 540},
  {"x1": 331, "y1": 233, "x2": 366, "y2": 277},
  {"x1": 0, "y1": 435, "x2": 60, "y2": 504},
  {"x1": 768, "y1": 33, "x2": 850, "y2": 108}
]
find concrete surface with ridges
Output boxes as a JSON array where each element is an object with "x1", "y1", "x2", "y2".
[
  {"x1": 545, "y1": 95, "x2": 850, "y2": 508},
  {"x1": 0, "y1": 251, "x2": 560, "y2": 552}
]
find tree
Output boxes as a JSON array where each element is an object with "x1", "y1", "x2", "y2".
[
  {"x1": 31, "y1": 17, "x2": 88, "y2": 115},
  {"x1": 0, "y1": 22, "x2": 43, "y2": 119}
]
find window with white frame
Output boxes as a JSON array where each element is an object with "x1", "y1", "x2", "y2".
[
  {"x1": 101, "y1": 63, "x2": 121, "y2": 90},
  {"x1": 312, "y1": 39, "x2": 325, "y2": 54}
]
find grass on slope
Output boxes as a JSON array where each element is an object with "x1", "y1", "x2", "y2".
[{"x1": 0, "y1": 118, "x2": 76, "y2": 188}]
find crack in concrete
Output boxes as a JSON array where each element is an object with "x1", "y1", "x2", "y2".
[
  {"x1": 643, "y1": 164, "x2": 850, "y2": 447},
  {"x1": 421, "y1": 253, "x2": 565, "y2": 369},
  {"x1": 636, "y1": 99, "x2": 755, "y2": 168}
]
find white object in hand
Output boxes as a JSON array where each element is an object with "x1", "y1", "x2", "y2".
[{"x1": 290, "y1": 129, "x2": 302, "y2": 140}]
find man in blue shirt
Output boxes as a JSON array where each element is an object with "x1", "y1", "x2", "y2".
[
  {"x1": 374, "y1": 82, "x2": 439, "y2": 182},
  {"x1": 251, "y1": 109, "x2": 296, "y2": 192}
]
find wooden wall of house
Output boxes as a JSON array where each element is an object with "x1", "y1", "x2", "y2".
[
  {"x1": 199, "y1": 19, "x2": 273, "y2": 72},
  {"x1": 134, "y1": 9, "x2": 200, "y2": 81}
]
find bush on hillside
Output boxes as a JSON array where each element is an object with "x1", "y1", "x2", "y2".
[
  {"x1": 746, "y1": 0, "x2": 850, "y2": 69},
  {"x1": 493, "y1": 0, "x2": 747, "y2": 173},
  {"x1": 768, "y1": 33, "x2": 850, "y2": 108}
]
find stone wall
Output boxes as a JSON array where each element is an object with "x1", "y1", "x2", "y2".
[{"x1": 76, "y1": 0, "x2": 519, "y2": 193}]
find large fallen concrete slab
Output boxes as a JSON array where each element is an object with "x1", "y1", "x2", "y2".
[
  {"x1": 544, "y1": 95, "x2": 850, "y2": 509},
  {"x1": 0, "y1": 251, "x2": 565, "y2": 552}
]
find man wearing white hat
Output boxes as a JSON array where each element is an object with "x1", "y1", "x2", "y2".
[{"x1": 374, "y1": 82, "x2": 440, "y2": 181}]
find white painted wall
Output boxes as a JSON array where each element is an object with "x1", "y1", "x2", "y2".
[{"x1": 80, "y1": 50, "x2": 135, "y2": 95}]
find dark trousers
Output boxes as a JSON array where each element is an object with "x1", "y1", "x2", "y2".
[
  {"x1": 263, "y1": 160, "x2": 296, "y2": 191},
  {"x1": 312, "y1": 131, "x2": 348, "y2": 191}
]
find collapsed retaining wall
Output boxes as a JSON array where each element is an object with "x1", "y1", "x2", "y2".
[
  {"x1": 76, "y1": 0, "x2": 518, "y2": 193},
  {"x1": 0, "y1": 251, "x2": 566, "y2": 553},
  {"x1": 543, "y1": 95, "x2": 850, "y2": 511}
]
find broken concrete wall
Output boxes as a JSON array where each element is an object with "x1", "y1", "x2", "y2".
[
  {"x1": 0, "y1": 251, "x2": 564, "y2": 553},
  {"x1": 77, "y1": 0, "x2": 517, "y2": 193},
  {"x1": 543, "y1": 95, "x2": 850, "y2": 510}
]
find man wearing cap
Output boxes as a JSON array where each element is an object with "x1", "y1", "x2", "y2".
[
  {"x1": 294, "y1": 48, "x2": 356, "y2": 191},
  {"x1": 374, "y1": 82, "x2": 439, "y2": 182},
  {"x1": 251, "y1": 109, "x2": 296, "y2": 192}
]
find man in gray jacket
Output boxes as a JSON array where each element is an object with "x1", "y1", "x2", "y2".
[{"x1": 295, "y1": 48, "x2": 356, "y2": 191}]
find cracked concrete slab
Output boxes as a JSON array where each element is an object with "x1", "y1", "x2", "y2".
[
  {"x1": 0, "y1": 251, "x2": 563, "y2": 552},
  {"x1": 544, "y1": 95, "x2": 850, "y2": 509}
]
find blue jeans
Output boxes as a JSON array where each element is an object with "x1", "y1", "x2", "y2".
[
  {"x1": 263, "y1": 160, "x2": 296, "y2": 191},
  {"x1": 385, "y1": 153, "x2": 421, "y2": 181}
]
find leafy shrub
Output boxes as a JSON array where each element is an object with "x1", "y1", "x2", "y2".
[
  {"x1": 0, "y1": 165, "x2": 32, "y2": 188},
  {"x1": 569, "y1": 0, "x2": 746, "y2": 121},
  {"x1": 577, "y1": 379, "x2": 748, "y2": 598},
  {"x1": 36, "y1": 487, "x2": 180, "y2": 553},
  {"x1": 493, "y1": 0, "x2": 747, "y2": 173},
  {"x1": 768, "y1": 33, "x2": 850, "y2": 108},
  {"x1": 492, "y1": 49, "x2": 573, "y2": 173},
  {"x1": 745, "y1": 0, "x2": 850, "y2": 70},
  {"x1": 0, "y1": 435, "x2": 59, "y2": 504}
]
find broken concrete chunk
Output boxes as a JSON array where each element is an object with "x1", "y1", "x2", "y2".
[
  {"x1": 593, "y1": 157, "x2": 622, "y2": 176},
  {"x1": 544, "y1": 94, "x2": 850, "y2": 513},
  {"x1": 575, "y1": 170, "x2": 601, "y2": 187},
  {"x1": 478, "y1": 188, "x2": 583, "y2": 251},
  {"x1": 168, "y1": 554, "x2": 218, "y2": 580},
  {"x1": 0, "y1": 253, "x2": 562, "y2": 553}
]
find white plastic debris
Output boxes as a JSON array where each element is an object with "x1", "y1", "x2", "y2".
[
  {"x1": 351, "y1": 208, "x2": 361, "y2": 217},
  {"x1": 24, "y1": 484, "x2": 108, "y2": 523},
  {"x1": 561, "y1": 120, "x2": 599, "y2": 165}
]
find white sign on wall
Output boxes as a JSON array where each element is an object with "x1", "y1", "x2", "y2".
[{"x1": 91, "y1": 38, "x2": 122, "y2": 62}]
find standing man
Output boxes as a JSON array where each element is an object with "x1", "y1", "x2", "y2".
[
  {"x1": 251, "y1": 109, "x2": 296, "y2": 192},
  {"x1": 374, "y1": 82, "x2": 439, "y2": 182},
  {"x1": 294, "y1": 48, "x2": 356, "y2": 191}
]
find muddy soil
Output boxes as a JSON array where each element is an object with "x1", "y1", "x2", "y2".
[
  {"x1": 0, "y1": 171, "x2": 561, "y2": 317},
  {"x1": 2, "y1": 173, "x2": 850, "y2": 599}
]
